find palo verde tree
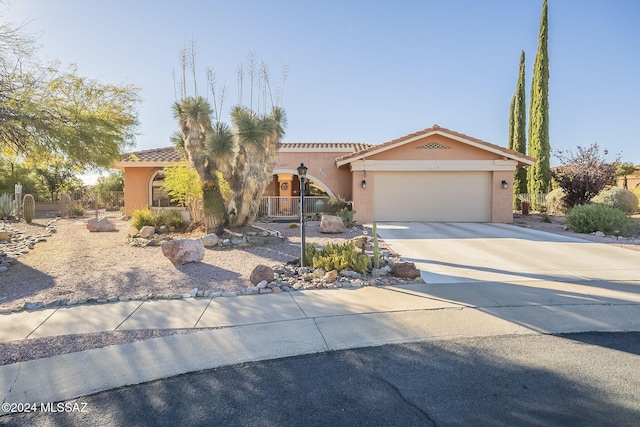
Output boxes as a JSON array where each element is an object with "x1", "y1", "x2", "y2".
[
  {"x1": 0, "y1": 14, "x2": 140, "y2": 171},
  {"x1": 172, "y1": 43, "x2": 287, "y2": 233},
  {"x1": 551, "y1": 143, "x2": 619, "y2": 209},
  {"x1": 527, "y1": 0, "x2": 551, "y2": 209},
  {"x1": 508, "y1": 50, "x2": 527, "y2": 208}
]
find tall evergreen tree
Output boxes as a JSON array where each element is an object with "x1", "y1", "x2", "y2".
[
  {"x1": 527, "y1": 0, "x2": 551, "y2": 210},
  {"x1": 510, "y1": 51, "x2": 528, "y2": 209}
]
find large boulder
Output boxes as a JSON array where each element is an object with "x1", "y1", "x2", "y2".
[
  {"x1": 392, "y1": 262, "x2": 421, "y2": 279},
  {"x1": 320, "y1": 215, "x2": 346, "y2": 234},
  {"x1": 86, "y1": 217, "x2": 116, "y2": 232},
  {"x1": 250, "y1": 264, "x2": 275, "y2": 285},
  {"x1": 161, "y1": 238, "x2": 205, "y2": 265}
]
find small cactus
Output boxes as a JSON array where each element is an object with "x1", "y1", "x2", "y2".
[
  {"x1": 372, "y1": 221, "x2": 380, "y2": 269},
  {"x1": 23, "y1": 194, "x2": 35, "y2": 224}
]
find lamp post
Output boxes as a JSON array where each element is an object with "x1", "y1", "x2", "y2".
[{"x1": 297, "y1": 163, "x2": 308, "y2": 267}]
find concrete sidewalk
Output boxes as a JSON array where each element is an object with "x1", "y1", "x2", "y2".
[{"x1": 2, "y1": 278, "x2": 640, "y2": 409}]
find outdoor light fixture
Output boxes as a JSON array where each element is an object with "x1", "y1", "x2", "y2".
[
  {"x1": 501, "y1": 180, "x2": 508, "y2": 189},
  {"x1": 361, "y1": 180, "x2": 367, "y2": 189},
  {"x1": 297, "y1": 163, "x2": 308, "y2": 267}
]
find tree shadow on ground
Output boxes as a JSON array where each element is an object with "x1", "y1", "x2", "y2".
[
  {"x1": 4, "y1": 333, "x2": 639, "y2": 426},
  {"x1": 0, "y1": 262, "x2": 55, "y2": 306}
]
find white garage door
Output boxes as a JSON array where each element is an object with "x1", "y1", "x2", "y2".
[{"x1": 373, "y1": 171, "x2": 491, "y2": 222}]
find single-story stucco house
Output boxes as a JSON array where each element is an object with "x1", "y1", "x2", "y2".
[{"x1": 112, "y1": 124, "x2": 535, "y2": 223}]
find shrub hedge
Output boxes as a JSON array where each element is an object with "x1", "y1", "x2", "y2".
[{"x1": 565, "y1": 203, "x2": 635, "y2": 237}]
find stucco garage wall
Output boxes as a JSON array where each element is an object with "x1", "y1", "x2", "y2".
[
  {"x1": 347, "y1": 131, "x2": 522, "y2": 223},
  {"x1": 491, "y1": 170, "x2": 514, "y2": 223}
]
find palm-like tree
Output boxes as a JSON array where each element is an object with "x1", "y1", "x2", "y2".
[
  {"x1": 173, "y1": 96, "x2": 227, "y2": 233},
  {"x1": 172, "y1": 97, "x2": 286, "y2": 231},
  {"x1": 227, "y1": 105, "x2": 285, "y2": 227}
]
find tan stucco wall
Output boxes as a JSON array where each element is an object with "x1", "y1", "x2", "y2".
[
  {"x1": 617, "y1": 173, "x2": 640, "y2": 190},
  {"x1": 123, "y1": 167, "x2": 156, "y2": 215},
  {"x1": 351, "y1": 171, "x2": 375, "y2": 222},
  {"x1": 350, "y1": 133, "x2": 517, "y2": 223},
  {"x1": 274, "y1": 151, "x2": 352, "y2": 199},
  {"x1": 367, "y1": 134, "x2": 498, "y2": 162},
  {"x1": 490, "y1": 170, "x2": 514, "y2": 223}
]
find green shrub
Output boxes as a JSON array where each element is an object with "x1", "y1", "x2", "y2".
[
  {"x1": 566, "y1": 203, "x2": 635, "y2": 236},
  {"x1": 305, "y1": 241, "x2": 369, "y2": 273},
  {"x1": 633, "y1": 184, "x2": 640, "y2": 205},
  {"x1": 591, "y1": 186, "x2": 638, "y2": 214},
  {"x1": 131, "y1": 207, "x2": 156, "y2": 230},
  {"x1": 163, "y1": 210, "x2": 187, "y2": 229},
  {"x1": 545, "y1": 188, "x2": 568, "y2": 215},
  {"x1": 132, "y1": 208, "x2": 188, "y2": 231},
  {"x1": 335, "y1": 207, "x2": 355, "y2": 227}
]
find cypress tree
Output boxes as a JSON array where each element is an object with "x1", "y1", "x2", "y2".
[
  {"x1": 512, "y1": 51, "x2": 528, "y2": 209},
  {"x1": 527, "y1": 0, "x2": 551, "y2": 210},
  {"x1": 508, "y1": 96, "x2": 515, "y2": 151}
]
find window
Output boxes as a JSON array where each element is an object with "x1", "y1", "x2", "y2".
[{"x1": 150, "y1": 170, "x2": 178, "y2": 207}]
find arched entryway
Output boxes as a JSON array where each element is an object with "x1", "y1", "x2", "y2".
[{"x1": 260, "y1": 170, "x2": 335, "y2": 218}]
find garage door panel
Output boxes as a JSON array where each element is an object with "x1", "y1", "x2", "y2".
[{"x1": 373, "y1": 171, "x2": 491, "y2": 222}]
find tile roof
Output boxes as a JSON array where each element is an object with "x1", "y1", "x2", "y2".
[
  {"x1": 279, "y1": 142, "x2": 372, "y2": 151},
  {"x1": 118, "y1": 146, "x2": 183, "y2": 163},
  {"x1": 335, "y1": 124, "x2": 536, "y2": 166},
  {"x1": 116, "y1": 142, "x2": 371, "y2": 165}
]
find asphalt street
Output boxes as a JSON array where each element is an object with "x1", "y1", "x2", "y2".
[{"x1": 3, "y1": 331, "x2": 640, "y2": 426}]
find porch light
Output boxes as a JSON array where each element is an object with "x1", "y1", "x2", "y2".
[
  {"x1": 501, "y1": 180, "x2": 508, "y2": 189},
  {"x1": 361, "y1": 180, "x2": 367, "y2": 189},
  {"x1": 297, "y1": 163, "x2": 308, "y2": 267}
]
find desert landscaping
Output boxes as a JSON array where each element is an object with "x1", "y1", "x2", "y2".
[{"x1": 1, "y1": 212, "x2": 639, "y2": 366}]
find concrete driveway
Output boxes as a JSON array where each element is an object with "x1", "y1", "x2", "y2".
[
  {"x1": 375, "y1": 222, "x2": 640, "y2": 335},
  {"x1": 375, "y1": 222, "x2": 640, "y2": 284}
]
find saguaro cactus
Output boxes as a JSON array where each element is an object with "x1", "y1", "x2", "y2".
[
  {"x1": 372, "y1": 221, "x2": 380, "y2": 269},
  {"x1": 23, "y1": 194, "x2": 35, "y2": 224}
]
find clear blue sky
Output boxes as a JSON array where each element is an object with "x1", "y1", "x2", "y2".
[{"x1": 5, "y1": 0, "x2": 640, "y2": 172}]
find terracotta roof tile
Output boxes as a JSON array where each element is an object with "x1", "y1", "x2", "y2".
[
  {"x1": 118, "y1": 142, "x2": 371, "y2": 165},
  {"x1": 119, "y1": 146, "x2": 183, "y2": 163},
  {"x1": 280, "y1": 142, "x2": 372, "y2": 151}
]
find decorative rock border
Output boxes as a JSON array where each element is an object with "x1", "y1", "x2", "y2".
[
  {"x1": 0, "y1": 264, "x2": 425, "y2": 314},
  {"x1": 127, "y1": 224, "x2": 283, "y2": 248},
  {"x1": 0, "y1": 219, "x2": 57, "y2": 274}
]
